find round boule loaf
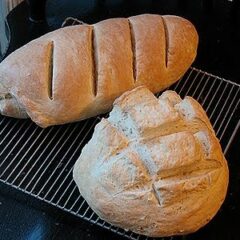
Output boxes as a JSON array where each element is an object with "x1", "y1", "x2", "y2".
[{"x1": 73, "y1": 86, "x2": 229, "y2": 237}]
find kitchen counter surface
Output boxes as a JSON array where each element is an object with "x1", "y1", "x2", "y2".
[{"x1": 0, "y1": 1, "x2": 240, "y2": 240}]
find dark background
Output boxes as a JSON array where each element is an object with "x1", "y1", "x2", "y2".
[
  {"x1": 0, "y1": 1, "x2": 240, "y2": 240},
  {"x1": 4, "y1": 0, "x2": 240, "y2": 83}
]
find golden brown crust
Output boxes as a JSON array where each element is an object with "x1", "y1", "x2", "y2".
[
  {"x1": 162, "y1": 15, "x2": 198, "y2": 82},
  {"x1": 128, "y1": 15, "x2": 167, "y2": 91},
  {"x1": 73, "y1": 87, "x2": 228, "y2": 237},
  {"x1": 93, "y1": 18, "x2": 134, "y2": 111},
  {"x1": 0, "y1": 14, "x2": 198, "y2": 127}
]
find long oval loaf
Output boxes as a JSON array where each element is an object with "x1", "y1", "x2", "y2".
[{"x1": 0, "y1": 14, "x2": 198, "y2": 127}]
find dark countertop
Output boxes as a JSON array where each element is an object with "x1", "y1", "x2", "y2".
[{"x1": 0, "y1": 1, "x2": 240, "y2": 240}]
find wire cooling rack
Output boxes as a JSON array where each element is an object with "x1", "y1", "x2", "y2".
[{"x1": 0, "y1": 67, "x2": 239, "y2": 240}]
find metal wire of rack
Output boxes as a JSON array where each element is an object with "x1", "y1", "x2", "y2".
[{"x1": 0, "y1": 67, "x2": 239, "y2": 240}]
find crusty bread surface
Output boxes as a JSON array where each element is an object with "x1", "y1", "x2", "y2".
[
  {"x1": 73, "y1": 86, "x2": 229, "y2": 237},
  {"x1": 0, "y1": 14, "x2": 198, "y2": 127}
]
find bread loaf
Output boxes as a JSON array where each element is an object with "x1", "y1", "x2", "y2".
[
  {"x1": 73, "y1": 86, "x2": 229, "y2": 237},
  {"x1": 0, "y1": 14, "x2": 198, "y2": 127}
]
